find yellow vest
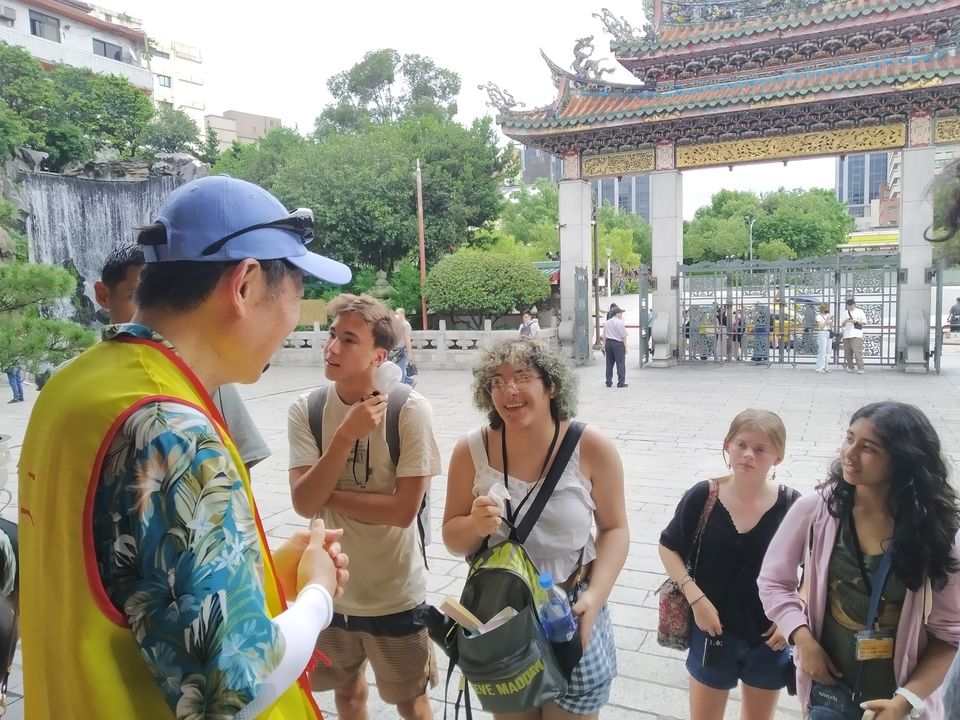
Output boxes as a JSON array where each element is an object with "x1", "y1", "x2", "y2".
[{"x1": 18, "y1": 336, "x2": 321, "y2": 720}]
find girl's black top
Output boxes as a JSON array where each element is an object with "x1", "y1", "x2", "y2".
[{"x1": 660, "y1": 480, "x2": 801, "y2": 645}]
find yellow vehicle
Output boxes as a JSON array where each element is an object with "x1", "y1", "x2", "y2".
[{"x1": 772, "y1": 297, "x2": 819, "y2": 349}]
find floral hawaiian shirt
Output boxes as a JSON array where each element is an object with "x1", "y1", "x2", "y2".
[{"x1": 92, "y1": 324, "x2": 284, "y2": 717}]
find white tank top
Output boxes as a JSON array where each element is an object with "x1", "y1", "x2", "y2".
[{"x1": 466, "y1": 426, "x2": 597, "y2": 582}]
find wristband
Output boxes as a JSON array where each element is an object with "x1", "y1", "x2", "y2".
[
  {"x1": 690, "y1": 594, "x2": 706, "y2": 606},
  {"x1": 679, "y1": 575, "x2": 694, "y2": 589},
  {"x1": 893, "y1": 687, "x2": 923, "y2": 719}
]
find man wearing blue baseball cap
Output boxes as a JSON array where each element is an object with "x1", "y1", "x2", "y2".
[{"x1": 19, "y1": 176, "x2": 351, "y2": 719}]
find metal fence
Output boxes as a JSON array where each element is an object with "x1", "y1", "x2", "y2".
[{"x1": 676, "y1": 254, "x2": 901, "y2": 367}]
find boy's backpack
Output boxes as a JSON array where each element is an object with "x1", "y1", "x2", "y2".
[
  {"x1": 306, "y1": 384, "x2": 430, "y2": 566},
  {"x1": 435, "y1": 421, "x2": 586, "y2": 718}
]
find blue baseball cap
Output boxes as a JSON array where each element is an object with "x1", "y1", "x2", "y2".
[{"x1": 142, "y1": 175, "x2": 351, "y2": 285}]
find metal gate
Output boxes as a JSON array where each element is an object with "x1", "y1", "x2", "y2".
[
  {"x1": 638, "y1": 263, "x2": 650, "y2": 367},
  {"x1": 933, "y1": 255, "x2": 946, "y2": 375},
  {"x1": 573, "y1": 266, "x2": 591, "y2": 363},
  {"x1": 676, "y1": 254, "x2": 900, "y2": 366}
]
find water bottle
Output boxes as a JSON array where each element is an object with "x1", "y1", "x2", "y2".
[{"x1": 538, "y1": 571, "x2": 577, "y2": 642}]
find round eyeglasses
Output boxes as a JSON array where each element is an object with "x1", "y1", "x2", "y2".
[{"x1": 486, "y1": 372, "x2": 542, "y2": 392}]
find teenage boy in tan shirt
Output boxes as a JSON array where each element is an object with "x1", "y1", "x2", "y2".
[{"x1": 287, "y1": 294, "x2": 441, "y2": 720}]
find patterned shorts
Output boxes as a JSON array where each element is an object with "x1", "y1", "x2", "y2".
[{"x1": 554, "y1": 586, "x2": 618, "y2": 715}]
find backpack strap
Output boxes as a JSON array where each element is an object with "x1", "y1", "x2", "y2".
[
  {"x1": 384, "y1": 384, "x2": 429, "y2": 570},
  {"x1": 385, "y1": 383, "x2": 412, "y2": 465},
  {"x1": 513, "y1": 421, "x2": 586, "y2": 545},
  {"x1": 306, "y1": 386, "x2": 329, "y2": 452},
  {"x1": 306, "y1": 383, "x2": 428, "y2": 569}
]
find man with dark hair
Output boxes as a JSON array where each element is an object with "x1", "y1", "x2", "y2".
[
  {"x1": 840, "y1": 297, "x2": 867, "y2": 374},
  {"x1": 288, "y1": 293, "x2": 441, "y2": 720},
  {"x1": 94, "y1": 242, "x2": 271, "y2": 469},
  {"x1": 19, "y1": 176, "x2": 352, "y2": 719},
  {"x1": 604, "y1": 303, "x2": 629, "y2": 387}
]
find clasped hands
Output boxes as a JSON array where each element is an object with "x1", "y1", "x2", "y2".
[{"x1": 273, "y1": 519, "x2": 350, "y2": 601}]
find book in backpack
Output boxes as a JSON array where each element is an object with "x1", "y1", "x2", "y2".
[
  {"x1": 306, "y1": 383, "x2": 431, "y2": 564},
  {"x1": 429, "y1": 422, "x2": 586, "y2": 716}
]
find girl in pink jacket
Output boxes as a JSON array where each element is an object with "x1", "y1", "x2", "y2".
[{"x1": 759, "y1": 401, "x2": 960, "y2": 719}]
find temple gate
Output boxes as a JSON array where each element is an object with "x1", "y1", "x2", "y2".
[{"x1": 485, "y1": 0, "x2": 960, "y2": 372}]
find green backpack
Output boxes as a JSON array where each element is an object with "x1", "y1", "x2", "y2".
[{"x1": 435, "y1": 421, "x2": 586, "y2": 718}]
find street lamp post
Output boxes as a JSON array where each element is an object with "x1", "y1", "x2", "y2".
[
  {"x1": 606, "y1": 247, "x2": 612, "y2": 298},
  {"x1": 747, "y1": 216, "x2": 757, "y2": 262}
]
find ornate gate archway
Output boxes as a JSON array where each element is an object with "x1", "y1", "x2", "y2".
[
  {"x1": 491, "y1": 0, "x2": 960, "y2": 372},
  {"x1": 677, "y1": 254, "x2": 901, "y2": 366}
]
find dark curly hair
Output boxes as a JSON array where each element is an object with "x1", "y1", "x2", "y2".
[
  {"x1": 820, "y1": 401, "x2": 959, "y2": 591},
  {"x1": 471, "y1": 338, "x2": 578, "y2": 430}
]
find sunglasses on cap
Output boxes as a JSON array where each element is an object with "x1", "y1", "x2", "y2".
[{"x1": 200, "y1": 208, "x2": 315, "y2": 257}]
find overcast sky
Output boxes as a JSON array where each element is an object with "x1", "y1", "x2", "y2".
[{"x1": 117, "y1": 0, "x2": 835, "y2": 218}]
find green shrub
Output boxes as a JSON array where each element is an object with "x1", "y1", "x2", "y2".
[{"x1": 425, "y1": 250, "x2": 549, "y2": 329}]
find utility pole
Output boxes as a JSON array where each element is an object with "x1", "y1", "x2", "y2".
[{"x1": 416, "y1": 159, "x2": 428, "y2": 330}]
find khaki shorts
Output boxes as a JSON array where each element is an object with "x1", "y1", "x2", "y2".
[{"x1": 309, "y1": 605, "x2": 438, "y2": 705}]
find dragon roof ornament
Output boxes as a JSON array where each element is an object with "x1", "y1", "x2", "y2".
[
  {"x1": 571, "y1": 36, "x2": 615, "y2": 81},
  {"x1": 592, "y1": 8, "x2": 643, "y2": 42},
  {"x1": 477, "y1": 82, "x2": 525, "y2": 113}
]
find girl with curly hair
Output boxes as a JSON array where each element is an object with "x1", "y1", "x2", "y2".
[
  {"x1": 442, "y1": 338, "x2": 629, "y2": 719},
  {"x1": 759, "y1": 402, "x2": 960, "y2": 719}
]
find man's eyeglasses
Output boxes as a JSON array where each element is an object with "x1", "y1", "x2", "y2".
[
  {"x1": 201, "y1": 208, "x2": 315, "y2": 257},
  {"x1": 485, "y1": 372, "x2": 542, "y2": 392}
]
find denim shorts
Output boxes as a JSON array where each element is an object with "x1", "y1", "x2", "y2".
[{"x1": 686, "y1": 624, "x2": 792, "y2": 691}]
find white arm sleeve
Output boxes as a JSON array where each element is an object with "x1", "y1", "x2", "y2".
[{"x1": 235, "y1": 585, "x2": 334, "y2": 720}]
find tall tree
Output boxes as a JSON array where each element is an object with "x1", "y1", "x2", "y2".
[
  {"x1": 314, "y1": 49, "x2": 461, "y2": 135},
  {"x1": 212, "y1": 127, "x2": 308, "y2": 192},
  {"x1": 683, "y1": 187, "x2": 852, "y2": 262},
  {"x1": 270, "y1": 115, "x2": 507, "y2": 271},
  {"x1": 198, "y1": 126, "x2": 221, "y2": 165},
  {"x1": 138, "y1": 105, "x2": 200, "y2": 154}
]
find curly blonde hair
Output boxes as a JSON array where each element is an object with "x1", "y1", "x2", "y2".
[{"x1": 472, "y1": 338, "x2": 578, "y2": 429}]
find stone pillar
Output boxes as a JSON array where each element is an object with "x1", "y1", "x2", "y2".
[
  {"x1": 898, "y1": 146, "x2": 935, "y2": 373},
  {"x1": 649, "y1": 170, "x2": 683, "y2": 366},
  {"x1": 557, "y1": 179, "x2": 594, "y2": 361}
]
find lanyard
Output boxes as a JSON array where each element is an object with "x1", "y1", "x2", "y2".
[
  {"x1": 501, "y1": 418, "x2": 560, "y2": 527},
  {"x1": 847, "y1": 507, "x2": 890, "y2": 624}
]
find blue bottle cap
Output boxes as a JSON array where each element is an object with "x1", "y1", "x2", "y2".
[{"x1": 538, "y1": 571, "x2": 553, "y2": 589}]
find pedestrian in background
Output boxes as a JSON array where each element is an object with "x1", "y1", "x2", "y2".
[
  {"x1": 841, "y1": 297, "x2": 867, "y2": 374},
  {"x1": 4, "y1": 366, "x2": 23, "y2": 404},
  {"x1": 815, "y1": 302, "x2": 834, "y2": 374},
  {"x1": 519, "y1": 310, "x2": 540, "y2": 338},
  {"x1": 603, "y1": 303, "x2": 628, "y2": 388}
]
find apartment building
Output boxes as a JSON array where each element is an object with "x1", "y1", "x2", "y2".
[
  {"x1": 147, "y1": 38, "x2": 206, "y2": 129},
  {"x1": 0, "y1": 0, "x2": 151, "y2": 90},
  {"x1": 204, "y1": 110, "x2": 282, "y2": 151}
]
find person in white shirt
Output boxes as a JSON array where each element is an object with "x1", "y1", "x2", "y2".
[
  {"x1": 519, "y1": 310, "x2": 540, "y2": 338},
  {"x1": 603, "y1": 303, "x2": 629, "y2": 388},
  {"x1": 814, "y1": 302, "x2": 834, "y2": 374},
  {"x1": 840, "y1": 297, "x2": 868, "y2": 374}
]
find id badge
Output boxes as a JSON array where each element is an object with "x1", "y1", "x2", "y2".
[{"x1": 855, "y1": 630, "x2": 894, "y2": 661}]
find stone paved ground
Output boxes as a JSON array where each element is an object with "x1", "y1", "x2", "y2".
[{"x1": 1, "y1": 347, "x2": 959, "y2": 719}]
